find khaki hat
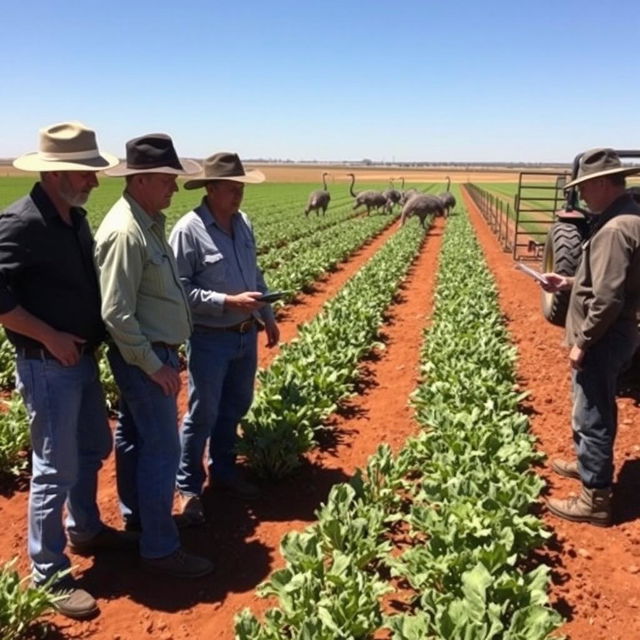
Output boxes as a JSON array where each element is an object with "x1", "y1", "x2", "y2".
[
  {"x1": 183, "y1": 152, "x2": 265, "y2": 190},
  {"x1": 13, "y1": 121, "x2": 119, "y2": 172},
  {"x1": 564, "y1": 148, "x2": 640, "y2": 189},
  {"x1": 106, "y1": 133, "x2": 201, "y2": 177}
]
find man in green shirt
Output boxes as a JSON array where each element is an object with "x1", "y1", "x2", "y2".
[{"x1": 95, "y1": 134, "x2": 213, "y2": 577}]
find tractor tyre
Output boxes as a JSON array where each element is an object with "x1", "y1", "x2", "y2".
[{"x1": 541, "y1": 222, "x2": 584, "y2": 327}]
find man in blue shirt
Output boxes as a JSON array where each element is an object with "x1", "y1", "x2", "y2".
[{"x1": 169, "y1": 152, "x2": 279, "y2": 523}]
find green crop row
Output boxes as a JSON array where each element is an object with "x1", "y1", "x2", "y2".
[
  {"x1": 238, "y1": 217, "x2": 430, "y2": 479},
  {"x1": 235, "y1": 198, "x2": 562, "y2": 639},
  {"x1": 385, "y1": 200, "x2": 562, "y2": 639},
  {"x1": 262, "y1": 211, "x2": 397, "y2": 297}
]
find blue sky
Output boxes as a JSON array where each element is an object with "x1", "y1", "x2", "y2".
[{"x1": 1, "y1": 0, "x2": 638, "y2": 163}]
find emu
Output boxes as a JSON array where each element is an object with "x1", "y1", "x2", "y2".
[
  {"x1": 399, "y1": 193, "x2": 445, "y2": 228},
  {"x1": 398, "y1": 177, "x2": 419, "y2": 205},
  {"x1": 382, "y1": 179, "x2": 402, "y2": 214},
  {"x1": 437, "y1": 175, "x2": 456, "y2": 217},
  {"x1": 348, "y1": 173, "x2": 387, "y2": 215},
  {"x1": 304, "y1": 171, "x2": 331, "y2": 216}
]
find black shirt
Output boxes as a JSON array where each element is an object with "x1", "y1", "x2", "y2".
[{"x1": 0, "y1": 183, "x2": 106, "y2": 349}]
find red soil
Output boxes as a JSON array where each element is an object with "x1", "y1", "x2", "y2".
[{"x1": 462, "y1": 187, "x2": 640, "y2": 640}]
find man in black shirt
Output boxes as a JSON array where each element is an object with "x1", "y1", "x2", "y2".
[{"x1": 0, "y1": 122, "x2": 134, "y2": 619}]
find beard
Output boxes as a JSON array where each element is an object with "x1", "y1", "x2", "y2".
[{"x1": 59, "y1": 174, "x2": 91, "y2": 207}]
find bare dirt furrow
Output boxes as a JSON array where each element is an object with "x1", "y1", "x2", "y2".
[{"x1": 461, "y1": 185, "x2": 640, "y2": 640}]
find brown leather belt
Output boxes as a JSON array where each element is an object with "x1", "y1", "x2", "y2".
[
  {"x1": 151, "y1": 342, "x2": 180, "y2": 351},
  {"x1": 194, "y1": 318, "x2": 256, "y2": 334},
  {"x1": 17, "y1": 343, "x2": 98, "y2": 360}
]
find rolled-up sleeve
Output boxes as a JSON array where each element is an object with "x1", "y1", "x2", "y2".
[{"x1": 95, "y1": 230, "x2": 163, "y2": 375}]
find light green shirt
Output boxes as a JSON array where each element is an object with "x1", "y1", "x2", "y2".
[{"x1": 94, "y1": 193, "x2": 192, "y2": 375}]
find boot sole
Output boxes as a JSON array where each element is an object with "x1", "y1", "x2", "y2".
[
  {"x1": 53, "y1": 602, "x2": 99, "y2": 620},
  {"x1": 546, "y1": 502, "x2": 611, "y2": 527}
]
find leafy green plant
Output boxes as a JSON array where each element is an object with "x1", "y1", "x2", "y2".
[
  {"x1": 97, "y1": 347, "x2": 119, "y2": 413},
  {"x1": 0, "y1": 558, "x2": 62, "y2": 640},
  {"x1": 0, "y1": 329, "x2": 16, "y2": 390},
  {"x1": 0, "y1": 392, "x2": 30, "y2": 476}
]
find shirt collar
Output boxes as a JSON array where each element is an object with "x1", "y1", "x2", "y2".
[
  {"x1": 123, "y1": 192, "x2": 165, "y2": 231},
  {"x1": 31, "y1": 182, "x2": 87, "y2": 224},
  {"x1": 195, "y1": 197, "x2": 239, "y2": 232},
  {"x1": 592, "y1": 193, "x2": 640, "y2": 233}
]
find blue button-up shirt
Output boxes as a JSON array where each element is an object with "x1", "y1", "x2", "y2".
[{"x1": 168, "y1": 198, "x2": 274, "y2": 328}]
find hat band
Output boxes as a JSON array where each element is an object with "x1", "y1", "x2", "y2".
[
  {"x1": 127, "y1": 160, "x2": 183, "y2": 170},
  {"x1": 40, "y1": 149, "x2": 102, "y2": 161}
]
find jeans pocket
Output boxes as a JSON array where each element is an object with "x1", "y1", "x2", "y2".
[{"x1": 153, "y1": 344, "x2": 179, "y2": 370}]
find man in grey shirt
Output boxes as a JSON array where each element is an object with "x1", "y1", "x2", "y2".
[{"x1": 169, "y1": 152, "x2": 279, "y2": 524}]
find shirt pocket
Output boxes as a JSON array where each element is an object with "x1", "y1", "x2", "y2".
[
  {"x1": 145, "y1": 251, "x2": 174, "y2": 296},
  {"x1": 202, "y1": 251, "x2": 227, "y2": 286},
  {"x1": 239, "y1": 239, "x2": 257, "y2": 276}
]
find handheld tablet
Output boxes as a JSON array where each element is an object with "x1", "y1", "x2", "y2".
[
  {"x1": 515, "y1": 262, "x2": 549, "y2": 285},
  {"x1": 259, "y1": 291, "x2": 289, "y2": 303}
]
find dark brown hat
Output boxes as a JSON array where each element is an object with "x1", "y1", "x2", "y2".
[
  {"x1": 183, "y1": 152, "x2": 265, "y2": 189},
  {"x1": 564, "y1": 148, "x2": 640, "y2": 189},
  {"x1": 106, "y1": 133, "x2": 201, "y2": 177}
]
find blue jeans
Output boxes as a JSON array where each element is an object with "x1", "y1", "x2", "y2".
[
  {"x1": 572, "y1": 322, "x2": 638, "y2": 488},
  {"x1": 177, "y1": 328, "x2": 257, "y2": 496},
  {"x1": 15, "y1": 353, "x2": 112, "y2": 584},
  {"x1": 107, "y1": 344, "x2": 181, "y2": 559}
]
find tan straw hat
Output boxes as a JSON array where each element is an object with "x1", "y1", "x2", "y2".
[
  {"x1": 564, "y1": 148, "x2": 640, "y2": 189},
  {"x1": 105, "y1": 133, "x2": 201, "y2": 177},
  {"x1": 13, "y1": 121, "x2": 119, "y2": 172},
  {"x1": 183, "y1": 152, "x2": 265, "y2": 190}
]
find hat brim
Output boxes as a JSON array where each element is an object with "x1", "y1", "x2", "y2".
[
  {"x1": 13, "y1": 151, "x2": 120, "y2": 172},
  {"x1": 104, "y1": 157, "x2": 202, "y2": 177},
  {"x1": 564, "y1": 166, "x2": 640, "y2": 190},
  {"x1": 183, "y1": 169, "x2": 266, "y2": 190}
]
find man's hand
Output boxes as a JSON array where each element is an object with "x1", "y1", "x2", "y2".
[
  {"x1": 540, "y1": 273, "x2": 574, "y2": 293},
  {"x1": 264, "y1": 317, "x2": 280, "y2": 348},
  {"x1": 149, "y1": 364, "x2": 181, "y2": 396},
  {"x1": 45, "y1": 331, "x2": 87, "y2": 367},
  {"x1": 224, "y1": 291, "x2": 266, "y2": 312},
  {"x1": 569, "y1": 344, "x2": 585, "y2": 370},
  {"x1": 0, "y1": 307, "x2": 87, "y2": 367}
]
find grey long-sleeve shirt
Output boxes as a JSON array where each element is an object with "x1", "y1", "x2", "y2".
[
  {"x1": 566, "y1": 193, "x2": 640, "y2": 349},
  {"x1": 168, "y1": 198, "x2": 275, "y2": 328}
]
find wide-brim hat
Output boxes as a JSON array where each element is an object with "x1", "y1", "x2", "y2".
[
  {"x1": 105, "y1": 133, "x2": 201, "y2": 177},
  {"x1": 13, "y1": 121, "x2": 119, "y2": 172},
  {"x1": 564, "y1": 148, "x2": 640, "y2": 189},
  {"x1": 183, "y1": 152, "x2": 265, "y2": 189}
]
